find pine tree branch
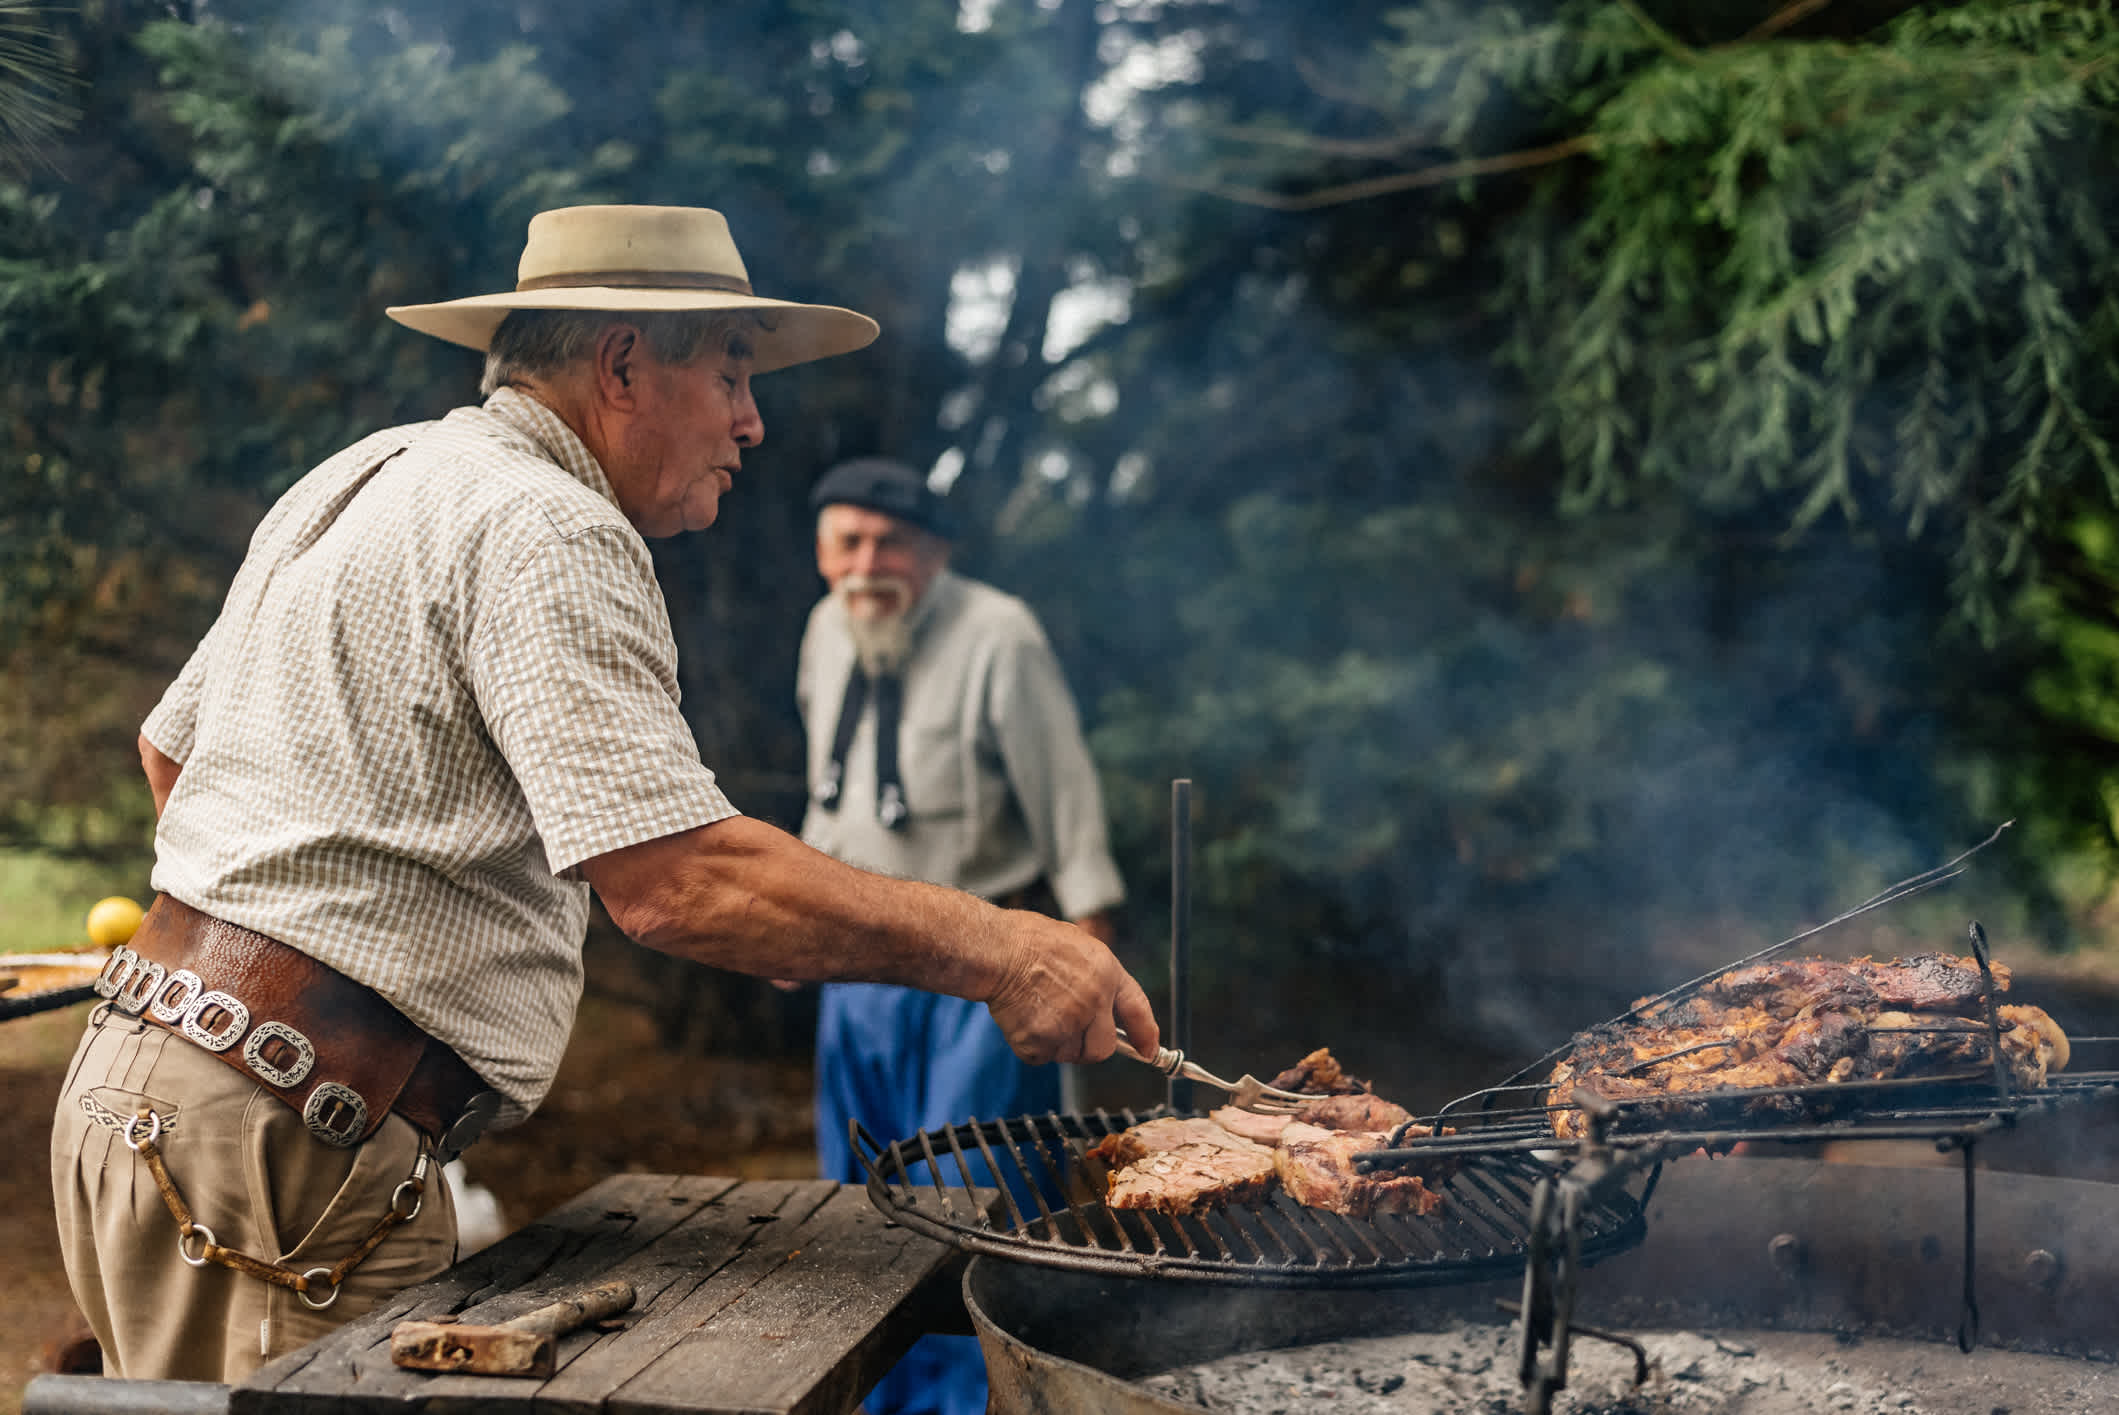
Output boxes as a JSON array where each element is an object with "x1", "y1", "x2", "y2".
[
  {"x1": 0, "y1": 0, "x2": 79, "y2": 171},
  {"x1": 1207, "y1": 121, "x2": 1442, "y2": 161},
  {"x1": 1616, "y1": 0, "x2": 1699, "y2": 63},
  {"x1": 1740, "y1": 0, "x2": 1836, "y2": 45},
  {"x1": 1170, "y1": 134, "x2": 1596, "y2": 212},
  {"x1": 1724, "y1": 76, "x2": 2057, "y2": 359}
]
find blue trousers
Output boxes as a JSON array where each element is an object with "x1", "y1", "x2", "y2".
[{"x1": 815, "y1": 983, "x2": 1060, "y2": 1415}]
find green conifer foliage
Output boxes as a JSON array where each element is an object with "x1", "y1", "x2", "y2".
[
  {"x1": 0, "y1": 0, "x2": 74, "y2": 171},
  {"x1": 1384, "y1": 2, "x2": 2119, "y2": 615}
]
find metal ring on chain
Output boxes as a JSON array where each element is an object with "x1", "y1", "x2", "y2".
[
  {"x1": 123, "y1": 1109, "x2": 163, "y2": 1151},
  {"x1": 390, "y1": 1178, "x2": 424, "y2": 1221},
  {"x1": 178, "y1": 1223, "x2": 216, "y2": 1269},
  {"x1": 297, "y1": 1267, "x2": 341, "y2": 1310}
]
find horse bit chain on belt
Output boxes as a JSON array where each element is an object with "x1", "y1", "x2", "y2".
[{"x1": 118, "y1": 1099, "x2": 430, "y2": 1310}]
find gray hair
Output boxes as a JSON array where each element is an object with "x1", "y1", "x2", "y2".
[{"x1": 480, "y1": 309, "x2": 765, "y2": 395}]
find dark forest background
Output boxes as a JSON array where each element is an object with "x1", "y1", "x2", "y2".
[{"x1": 6, "y1": 0, "x2": 2119, "y2": 1078}]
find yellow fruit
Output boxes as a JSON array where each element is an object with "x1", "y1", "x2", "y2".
[{"x1": 86, "y1": 896, "x2": 145, "y2": 947}]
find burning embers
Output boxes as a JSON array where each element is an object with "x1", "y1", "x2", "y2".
[
  {"x1": 1088, "y1": 1049, "x2": 1450, "y2": 1218},
  {"x1": 1546, "y1": 951, "x2": 2071, "y2": 1140}
]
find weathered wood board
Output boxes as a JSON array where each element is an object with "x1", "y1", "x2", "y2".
[{"x1": 232, "y1": 1175, "x2": 975, "y2": 1415}]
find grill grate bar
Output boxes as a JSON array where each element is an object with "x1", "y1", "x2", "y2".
[
  {"x1": 1210, "y1": 1206, "x2": 1269, "y2": 1264},
  {"x1": 1220, "y1": 1199, "x2": 1298, "y2": 1267},
  {"x1": 1129, "y1": 1206, "x2": 1184, "y2": 1259},
  {"x1": 1445, "y1": 1164, "x2": 1539, "y2": 1260},
  {"x1": 1376, "y1": 1208, "x2": 1453, "y2": 1264},
  {"x1": 966, "y1": 1117, "x2": 1037, "y2": 1235},
  {"x1": 1166, "y1": 1210, "x2": 1223, "y2": 1262},
  {"x1": 1016, "y1": 1112, "x2": 1088, "y2": 1231},
  {"x1": 1275, "y1": 1194, "x2": 1370, "y2": 1267},
  {"x1": 1251, "y1": 1198, "x2": 1333, "y2": 1268}
]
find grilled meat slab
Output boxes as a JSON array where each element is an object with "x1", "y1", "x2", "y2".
[
  {"x1": 1089, "y1": 1117, "x2": 1277, "y2": 1215},
  {"x1": 1093, "y1": 1050, "x2": 1442, "y2": 1217},
  {"x1": 1208, "y1": 1105, "x2": 1295, "y2": 1146},
  {"x1": 1547, "y1": 952, "x2": 2068, "y2": 1140},
  {"x1": 1206, "y1": 1093, "x2": 1414, "y2": 1147},
  {"x1": 1297, "y1": 1092, "x2": 1414, "y2": 1132},
  {"x1": 1273, "y1": 1123, "x2": 1445, "y2": 1218}
]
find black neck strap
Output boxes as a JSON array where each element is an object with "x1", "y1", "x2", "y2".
[{"x1": 816, "y1": 665, "x2": 909, "y2": 830}]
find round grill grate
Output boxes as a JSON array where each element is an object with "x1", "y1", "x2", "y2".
[{"x1": 853, "y1": 1108, "x2": 1648, "y2": 1288}]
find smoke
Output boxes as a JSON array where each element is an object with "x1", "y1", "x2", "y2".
[{"x1": 137, "y1": 1, "x2": 2034, "y2": 1057}]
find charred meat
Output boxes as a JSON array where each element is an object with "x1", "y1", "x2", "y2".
[
  {"x1": 1547, "y1": 952, "x2": 2069, "y2": 1140},
  {"x1": 1091, "y1": 1050, "x2": 1444, "y2": 1217},
  {"x1": 1295, "y1": 1092, "x2": 1414, "y2": 1132},
  {"x1": 1272, "y1": 1122, "x2": 1445, "y2": 1218},
  {"x1": 1267, "y1": 1047, "x2": 1367, "y2": 1096}
]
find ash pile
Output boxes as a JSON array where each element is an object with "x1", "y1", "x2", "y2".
[{"x1": 1135, "y1": 1320, "x2": 2114, "y2": 1415}]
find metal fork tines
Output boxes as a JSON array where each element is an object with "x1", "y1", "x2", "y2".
[{"x1": 1111, "y1": 1028, "x2": 1310, "y2": 1114}]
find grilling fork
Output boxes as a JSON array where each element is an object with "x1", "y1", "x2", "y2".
[{"x1": 1111, "y1": 1028, "x2": 1310, "y2": 1114}]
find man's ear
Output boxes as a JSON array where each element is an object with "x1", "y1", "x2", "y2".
[{"x1": 593, "y1": 324, "x2": 644, "y2": 408}]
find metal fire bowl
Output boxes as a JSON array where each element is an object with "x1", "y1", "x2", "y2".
[{"x1": 967, "y1": 1154, "x2": 2119, "y2": 1414}]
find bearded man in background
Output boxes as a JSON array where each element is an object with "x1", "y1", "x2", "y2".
[{"x1": 795, "y1": 458, "x2": 1126, "y2": 1415}]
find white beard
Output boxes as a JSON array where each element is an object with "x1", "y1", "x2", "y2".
[{"x1": 837, "y1": 574, "x2": 916, "y2": 676}]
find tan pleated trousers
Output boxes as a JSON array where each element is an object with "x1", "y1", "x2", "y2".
[{"x1": 50, "y1": 1005, "x2": 459, "y2": 1382}]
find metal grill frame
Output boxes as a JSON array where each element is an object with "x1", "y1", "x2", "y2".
[
  {"x1": 1349, "y1": 894, "x2": 2119, "y2": 1173},
  {"x1": 1352, "y1": 1036, "x2": 2119, "y2": 1172},
  {"x1": 852, "y1": 1107, "x2": 1650, "y2": 1288}
]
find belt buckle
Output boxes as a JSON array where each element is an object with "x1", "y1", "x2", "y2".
[
  {"x1": 439, "y1": 1090, "x2": 502, "y2": 1162},
  {"x1": 303, "y1": 1083, "x2": 369, "y2": 1148}
]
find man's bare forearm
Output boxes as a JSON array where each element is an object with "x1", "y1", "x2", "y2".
[
  {"x1": 580, "y1": 816, "x2": 1158, "y2": 1065},
  {"x1": 585, "y1": 816, "x2": 1002, "y2": 995}
]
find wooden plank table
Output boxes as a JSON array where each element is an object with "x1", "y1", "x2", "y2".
[{"x1": 234, "y1": 1175, "x2": 977, "y2": 1415}]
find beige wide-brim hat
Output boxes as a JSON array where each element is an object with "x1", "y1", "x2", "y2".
[{"x1": 386, "y1": 205, "x2": 879, "y2": 374}]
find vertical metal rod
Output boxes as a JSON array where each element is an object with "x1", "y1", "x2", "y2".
[
  {"x1": 1958, "y1": 1140, "x2": 1981, "y2": 1353},
  {"x1": 1967, "y1": 921, "x2": 2012, "y2": 1104},
  {"x1": 1169, "y1": 778, "x2": 1194, "y2": 1114}
]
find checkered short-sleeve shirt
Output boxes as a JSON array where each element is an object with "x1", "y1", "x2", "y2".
[{"x1": 142, "y1": 388, "x2": 737, "y2": 1124}]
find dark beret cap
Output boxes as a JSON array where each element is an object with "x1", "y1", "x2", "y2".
[{"x1": 808, "y1": 457, "x2": 959, "y2": 541}]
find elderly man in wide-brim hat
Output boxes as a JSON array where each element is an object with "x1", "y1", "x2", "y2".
[{"x1": 51, "y1": 205, "x2": 1159, "y2": 1384}]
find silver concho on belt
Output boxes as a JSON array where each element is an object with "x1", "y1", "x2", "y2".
[{"x1": 97, "y1": 944, "x2": 345, "y2": 1146}]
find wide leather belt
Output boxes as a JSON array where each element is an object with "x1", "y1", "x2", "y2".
[{"x1": 93, "y1": 896, "x2": 500, "y2": 1157}]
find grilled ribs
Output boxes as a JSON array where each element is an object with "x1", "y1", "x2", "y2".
[
  {"x1": 1091, "y1": 1049, "x2": 1444, "y2": 1217},
  {"x1": 1547, "y1": 952, "x2": 2070, "y2": 1140}
]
